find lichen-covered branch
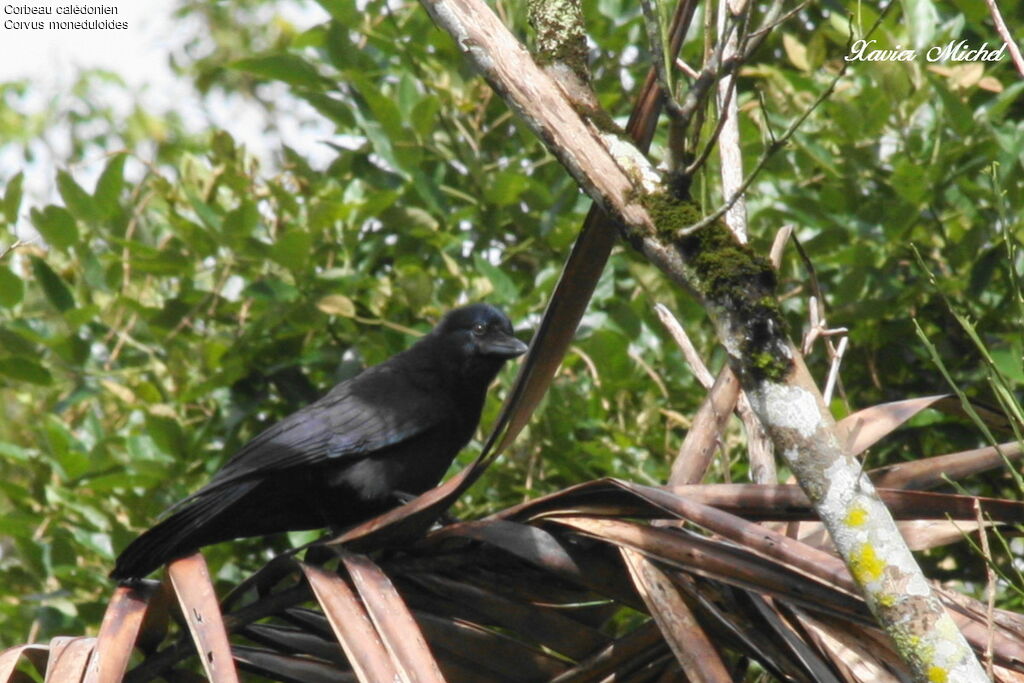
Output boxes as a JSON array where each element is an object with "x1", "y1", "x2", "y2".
[
  {"x1": 527, "y1": 0, "x2": 597, "y2": 112},
  {"x1": 418, "y1": 0, "x2": 988, "y2": 679}
]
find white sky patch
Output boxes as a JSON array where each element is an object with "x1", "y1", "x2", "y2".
[{"x1": 0, "y1": 0, "x2": 334, "y2": 231}]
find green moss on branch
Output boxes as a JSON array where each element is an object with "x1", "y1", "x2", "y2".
[{"x1": 638, "y1": 191, "x2": 790, "y2": 382}]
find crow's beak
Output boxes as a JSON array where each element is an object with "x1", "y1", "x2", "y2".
[{"x1": 480, "y1": 331, "x2": 529, "y2": 359}]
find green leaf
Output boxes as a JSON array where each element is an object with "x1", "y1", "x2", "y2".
[
  {"x1": 0, "y1": 441, "x2": 33, "y2": 462},
  {"x1": 317, "y1": 294, "x2": 356, "y2": 317},
  {"x1": 484, "y1": 170, "x2": 530, "y2": 207},
  {"x1": 0, "y1": 267, "x2": 24, "y2": 307},
  {"x1": 968, "y1": 246, "x2": 1001, "y2": 298},
  {"x1": 245, "y1": 277, "x2": 299, "y2": 303},
  {"x1": 271, "y1": 229, "x2": 312, "y2": 271},
  {"x1": 57, "y1": 170, "x2": 101, "y2": 223},
  {"x1": 223, "y1": 200, "x2": 259, "y2": 243},
  {"x1": 144, "y1": 414, "x2": 185, "y2": 457},
  {"x1": 2, "y1": 171, "x2": 23, "y2": 223},
  {"x1": 30, "y1": 256, "x2": 75, "y2": 312},
  {"x1": 230, "y1": 54, "x2": 326, "y2": 90},
  {"x1": 0, "y1": 356, "x2": 53, "y2": 385},
  {"x1": 95, "y1": 154, "x2": 126, "y2": 219},
  {"x1": 991, "y1": 347, "x2": 1024, "y2": 384},
  {"x1": 782, "y1": 33, "x2": 810, "y2": 72},
  {"x1": 350, "y1": 73, "x2": 404, "y2": 140},
  {"x1": 902, "y1": 0, "x2": 939, "y2": 49},
  {"x1": 30, "y1": 206, "x2": 78, "y2": 252},
  {"x1": 184, "y1": 188, "x2": 222, "y2": 231},
  {"x1": 473, "y1": 253, "x2": 517, "y2": 302},
  {"x1": 300, "y1": 92, "x2": 355, "y2": 128},
  {"x1": 930, "y1": 73, "x2": 973, "y2": 136},
  {"x1": 410, "y1": 96, "x2": 441, "y2": 138},
  {"x1": 317, "y1": 0, "x2": 359, "y2": 23}
]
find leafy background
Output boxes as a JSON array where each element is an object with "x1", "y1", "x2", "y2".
[{"x1": 1, "y1": 0, "x2": 1022, "y2": 647}]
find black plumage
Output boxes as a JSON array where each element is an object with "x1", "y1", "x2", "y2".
[{"x1": 111, "y1": 303, "x2": 527, "y2": 581}]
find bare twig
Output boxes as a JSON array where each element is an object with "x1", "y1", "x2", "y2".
[
  {"x1": 706, "y1": 0, "x2": 748, "y2": 240},
  {"x1": 682, "y1": 66, "x2": 738, "y2": 177},
  {"x1": 983, "y1": 0, "x2": 1024, "y2": 77},
  {"x1": 0, "y1": 238, "x2": 28, "y2": 260},
  {"x1": 680, "y1": 58, "x2": 849, "y2": 236},
  {"x1": 674, "y1": 19, "x2": 742, "y2": 135},
  {"x1": 745, "y1": 0, "x2": 809, "y2": 54},
  {"x1": 674, "y1": 57, "x2": 699, "y2": 79},
  {"x1": 803, "y1": 296, "x2": 849, "y2": 355},
  {"x1": 655, "y1": 302, "x2": 774, "y2": 483},
  {"x1": 973, "y1": 499, "x2": 996, "y2": 680},
  {"x1": 640, "y1": 0, "x2": 686, "y2": 120},
  {"x1": 654, "y1": 303, "x2": 713, "y2": 388},
  {"x1": 769, "y1": 224, "x2": 793, "y2": 267},
  {"x1": 822, "y1": 336, "x2": 848, "y2": 405}
]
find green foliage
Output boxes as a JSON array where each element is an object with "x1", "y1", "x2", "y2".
[{"x1": 0, "y1": 0, "x2": 1021, "y2": 647}]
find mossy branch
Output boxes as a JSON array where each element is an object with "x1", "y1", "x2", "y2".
[{"x1": 418, "y1": 0, "x2": 989, "y2": 679}]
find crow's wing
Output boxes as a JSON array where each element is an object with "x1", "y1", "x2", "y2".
[{"x1": 195, "y1": 362, "x2": 447, "y2": 494}]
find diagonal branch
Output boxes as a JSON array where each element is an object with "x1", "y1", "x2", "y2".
[{"x1": 419, "y1": 0, "x2": 989, "y2": 679}]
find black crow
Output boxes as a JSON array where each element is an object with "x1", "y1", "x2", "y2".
[{"x1": 111, "y1": 303, "x2": 527, "y2": 581}]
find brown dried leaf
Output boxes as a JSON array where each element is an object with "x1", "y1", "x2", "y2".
[
  {"x1": 550, "y1": 622, "x2": 666, "y2": 683},
  {"x1": 167, "y1": 553, "x2": 240, "y2": 683},
  {"x1": 837, "y1": 395, "x2": 947, "y2": 456},
  {"x1": 0, "y1": 645, "x2": 49, "y2": 682},
  {"x1": 793, "y1": 610, "x2": 903, "y2": 682},
  {"x1": 340, "y1": 552, "x2": 445, "y2": 683},
  {"x1": 620, "y1": 548, "x2": 731, "y2": 681},
  {"x1": 426, "y1": 517, "x2": 640, "y2": 607},
  {"x1": 240, "y1": 622, "x2": 346, "y2": 666},
  {"x1": 85, "y1": 581, "x2": 158, "y2": 682},
  {"x1": 413, "y1": 610, "x2": 569, "y2": 681},
  {"x1": 870, "y1": 441, "x2": 1023, "y2": 490},
  {"x1": 300, "y1": 563, "x2": 399, "y2": 683},
  {"x1": 398, "y1": 572, "x2": 608, "y2": 659},
  {"x1": 553, "y1": 516, "x2": 870, "y2": 624},
  {"x1": 231, "y1": 644, "x2": 355, "y2": 683},
  {"x1": 661, "y1": 484, "x2": 1024, "y2": 523},
  {"x1": 43, "y1": 636, "x2": 94, "y2": 683}
]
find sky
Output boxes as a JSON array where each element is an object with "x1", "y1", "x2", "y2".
[
  {"x1": 0, "y1": 0, "x2": 333, "y2": 230},
  {"x1": 0, "y1": 1, "x2": 179, "y2": 92}
]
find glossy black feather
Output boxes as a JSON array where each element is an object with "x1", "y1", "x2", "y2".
[{"x1": 111, "y1": 304, "x2": 526, "y2": 581}]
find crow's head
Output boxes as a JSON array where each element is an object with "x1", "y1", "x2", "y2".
[{"x1": 430, "y1": 303, "x2": 527, "y2": 386}]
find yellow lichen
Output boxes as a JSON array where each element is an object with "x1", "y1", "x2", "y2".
[
  {"x1": 850, "y1": 543, "x2": 885, "y2": 584},
  {"x1": 845, "y1": 505, "x2": 868, "y2": 527}
]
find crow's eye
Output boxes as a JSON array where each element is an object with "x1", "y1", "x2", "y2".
[{"x1": 472, "y1": 322, "x2": 487, "y2": 336}]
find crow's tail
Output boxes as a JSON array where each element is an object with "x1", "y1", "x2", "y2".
[{"x1": 110, "y1": 482, "x2": 255, "y2": 582}]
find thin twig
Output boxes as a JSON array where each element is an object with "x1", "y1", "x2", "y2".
[
  {"x1": 983, "y1": 0, "x2": 1024, "y2": 77},
  {"x1": 0, "y1": 238, "x2": 27, "y2": 261},
  {"x1": 973, "y1": 499, "x2": 996, "y2": 680},
  {"x1": 683, "y1": 65, "x2": 738, "y2": 175},
  {"x1": 654, "y1": 303, "x2": 713, "y2": 387},
  {"x1": 674, "y1": 19, "x2": 742, "y2": 135},
  {"x1": 679, "y1": 58, "x2": 848, "y2": 236},
  {"x1": 674, "y1": 57, "x2": 699, "y2": 79},
  {"x1": 769, "y1": 224, "x2": 793, "y2": 267},
  {"x1": 104, "y1": 312, "x2": 140, "y2": 371},
  {"x1": 745, "y1": 0, "x2": 809, "y2": 54},
  {"x1": 655, "y1": 301, "x2": 774, "y2": 482},
  {"x1": 640, "y1": 0, "x2": 686, "y2": 120},
  {"x1": 822, "y1": 336, "x2": 847, "y2": 405},
  {"x1": 681, "y1": 4, "x2": 900, "y2": 236}
]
